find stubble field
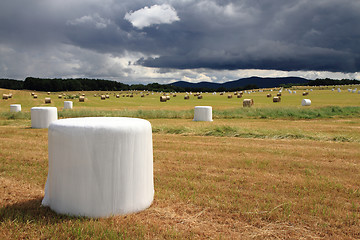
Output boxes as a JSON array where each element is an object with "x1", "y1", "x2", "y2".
[{"x1": 1, "y1": 86, "x2": 360, "y2": 239}]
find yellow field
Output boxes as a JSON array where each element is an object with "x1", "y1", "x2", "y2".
[{"x1": 0, "y1": 87, "x2": 360, "y2": 239}]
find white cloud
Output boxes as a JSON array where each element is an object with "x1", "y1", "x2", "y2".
[
  {"x1": 124, "y1": 4, "x2": 180, "y2": 29},
  {"x1": 67, "y1": 13, "x2": 111, "y2": 29}
]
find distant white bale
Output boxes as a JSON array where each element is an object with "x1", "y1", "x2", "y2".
[
  {"x1": 332, "y1": 89, "x2": 334, "y2": 91},
  {"x1": 193, "y1": 106, "x2": 213, "y2": 122},
  {"x1": 337, "y1": 88, "x2": 341, "y2": 92},
  {"x1": 301, "y1": 99, "x2": 311, "y2": 106},
  {"x1": 348, "y1": 89, "x2": 352, "y2": 92},
  {"x1": 358, "y1": 90, "x2": 360, "y2": 94},
  {"x1": 64, "y1": 101, "x2": 73, "y2": 109},
  {"x1": 31, "y1": 107, "x2": 58, "y2": 129},
  {"x1": 293, "y1": 91, "x2": 296, "y2": 94},
  {"x1": 10, "y1": 104, "x2": 21, "y2": 112},
  {"x1": 310, "y1": 89, "x2": 313, "y2": 91},
  {"x1": 288, "y1": 90, "x2": 292, "y2": 94},
  {"x1": 352, "y1": 89, "x2": 357, "y2": 93}
]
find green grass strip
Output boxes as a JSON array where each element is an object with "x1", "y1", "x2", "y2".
[{"x1": 1, "y1": 106, "x2": 360, "y2": 120}]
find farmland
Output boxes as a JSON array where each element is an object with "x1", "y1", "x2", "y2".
[{"x1": 1, "y1": 86, "x2": 360, "y2": 239}]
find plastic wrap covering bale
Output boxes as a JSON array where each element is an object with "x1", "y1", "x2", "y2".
[
  {"x1": 193, "y1": 106, "x2": 213, "y2": 122},
  {"x1": 10, "y1": 104, "x2": 21, "y2": 112},
  {"x1": 42, "y1": 117, "x2": 154, "y2": 218},
  {"x1": 64, "y1": 101, "x2": 73, "y2": 109},
  {"x1": 31, "y1": 107, "x2": 58, "y2": 129},
  {"x1": 301, "y1": 99, "x2": 311, "y2": 106}
]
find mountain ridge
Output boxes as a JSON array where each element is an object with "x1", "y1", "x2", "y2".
[{"x1": 170, "y1": 76, "x2": 309, "y2": 90}]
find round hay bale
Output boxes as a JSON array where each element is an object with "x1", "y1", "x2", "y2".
[
  {"x1": 227, "y1": 95, "x2": 233, "y2": 99},
  {"x1": 160, "y1": 96, "x2": 167, "y2": 102},
  {"x1": 116, "y1": 95, "x2": 120, "y2": 98},
  {"x1": 101, "y1": 95, "x2": 106, "y2": 100},
  {"x1": 47, "y1": 92, "x2": 51, "y2": 95},
  {"x1": 193, "y1": 106, "x2": 213, "y2": 122},
  {"x1": 10, "y1": 104, "x2": 21, "y2": 112},
  {"x1": 197, "y1": 95, "x2": 203, "y2": 99},
  {"x1": 184, "y1": 95, "x2": 189, "y2": 100},
  {"x1": 267, "y1": 94, "x2": 272, "y2": 97},
  {"x1": 58, "y1": 95, "x2": 62, "y2": 99},
  {"x1": 140, "y1": 95, "x2": 144, "y2": 98},
  {"x1": 277, "y1": 93, "x2": 281, "y2": 96},
  {"x1": 79, "y1": 96, "x2": 85, "y2": 102},
  {"x1": 243, "y1": 99, "x2": 253, "y2": 107},
  {"x1": 2, "y1": 94, "x2": 8, "y2": 100},
  {"x1": 33, "y1": 94, "x2": 38, "y2": 99},
  {"x1": 302, "y1": 92, "x2": 309, "y2": 96},
  {"x1": 130, "y1": 95, "x2": 134, "y2": 98},
  {"x1": 31, "y1": 107, "x2": 58, "y2": 129},
  {"x1": 45, "y1": 98, "x2": 51, "y2": 104},
  {"x1": 237, "y1": 94, "x2": 242, "y2": 98},
  {"x1": 173, "y1": 94, "x2": 176, "y2": 97},
  {"x1": 301, "y1": 99, "x2": 311, "y2": 106},
  {"x1": 166, "y1": 96, "x2": 170, "y2": 100},
  {"x1": 31, "y1": 92, "x2": 35, "y2": 96},
  {"x1": 64, "y1": 101, "x2": 73, "y2": 109},
  {"x1": 273, "y1": 96, "x2": 281, "y2": 102},
  {"x1": 220, "y1": 92, "x2": 224, "y2": 95},
  {"x1": 105, "y1": 95, "x2": 110, "y2": 98}
]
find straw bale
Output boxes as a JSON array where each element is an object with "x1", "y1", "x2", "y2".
[
  {"x1": 243, "y1": 99, "x2": 254, "y2": 107},
  {"x1": 237, "y1": 94, "x2": 242, "y2": 98},
  {"x1": 267, "y1": 94, "x2": 272, "y2": 97},
  {"x1": 228, "y1": 95, "x2": 233, "y2": 99},
  {"x1": 45, "y1": 98, "x2": 51, "y2": 104},
  {"x1": 302, "y1": 92, "x2": 309, "y2": 96},
  {"x1": 79, "y1": 96, "x2": 85, "y2": 102},
  {"x1": 166, "y1": 96, "x2": 170, "y2": 100},
  {"x1": 184, "y1": 95, "x2": 189, "y2": 100},
  {"x1": 2, "y1": 94, "x2": 8, "y2": 100},
  {"x1": 160, "y1": 96, "x2": 167, "y2": 102},
  {"x1": 33, "y1": 95, "x2": 38, "y2": 99},
  {"x1": 58, "y1": 95, "x2": 62, "y2": 99},
  {"x1": 101, "y1": 95, "x2": 106, "y2": 100},
  {"x1": 273, "y1": 96, "x2": 281, "y2": 102},
  {"x1": 198, "y1": 95, "x2": 203, "y2": 99},
  {"x1": 277, "y1": 93, "x2": 281, "y2": 96}
]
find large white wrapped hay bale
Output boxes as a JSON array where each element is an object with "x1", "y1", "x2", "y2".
[
  {"x1": 31, "y1": 107, "x2": 58, "y2": 129},
  {"x1": 10, "y1": 104, "x2": 21, "y2": 112},
  {"x1": 301, "y1": 99, "x2": 311, "y2": 106},
  {"x1": 193, "y1": 106, "x2": 213, "y2": 122},
  {"x1": 337, "y1": 88, "x2": 341, "y2": 92},
  {"x1": 42, "y1": 117, "x2": 154, "y2": 218},
  {"x1": 64, "y1": 101, "x2": 73, "y2": 109}
]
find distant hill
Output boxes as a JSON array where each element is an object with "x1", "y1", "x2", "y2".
[{"x1": 170, "y1": 77, "x2": 309, "y2": 90}]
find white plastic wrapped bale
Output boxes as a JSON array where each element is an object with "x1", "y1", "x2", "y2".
[
  {"x1": 31, "y1": 107, "x2": 58, "y2": 129},
  {"x1": 64, "y1": 101, "x2": 73, "y2": 109},
  {"x1": 301, "y1": 99, "x2": 311, "y2": 106},
  {"x1": 10, "y1": 104, "x2": 21, "y2": 112},
  {"x1": 42, "y1": 117, "x2": 154, "y2": 218},
  {"x1": 193, "y1": 106, "x2": 213, "y2": 122}
]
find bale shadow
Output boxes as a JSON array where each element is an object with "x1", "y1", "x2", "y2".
[{"x1": 0, "y1": 197, "x2": 91, "y2": 224}]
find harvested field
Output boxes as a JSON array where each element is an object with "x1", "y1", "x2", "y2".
[{"x1": 0, "y1": 116, "x2": 359, "y2": 239}]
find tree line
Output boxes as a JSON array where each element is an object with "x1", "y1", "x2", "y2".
[{"x1": 1, "y1": 77, "x2": 359, "y2": 92}]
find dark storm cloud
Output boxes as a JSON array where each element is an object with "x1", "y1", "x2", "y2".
[
  {"x1": 136, "y1": 0, "x2": 360, "y2": 72},
  {"x1": 0, "y1": 0, "x2": 359, "y2": 80}
]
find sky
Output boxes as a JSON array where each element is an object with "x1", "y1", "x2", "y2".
[{"x1": 0, "y1": 0, "x2": 359, "y2": 84}]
